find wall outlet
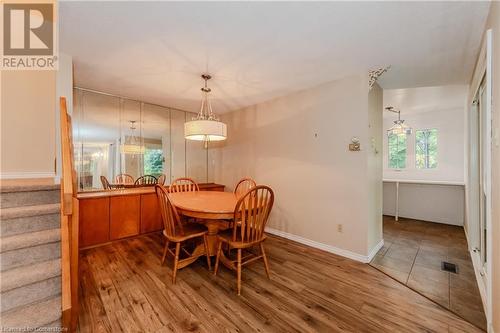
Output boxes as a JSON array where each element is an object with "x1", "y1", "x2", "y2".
[{"x1": 337, "y1": 224, "x2": 343, "y2": 233}]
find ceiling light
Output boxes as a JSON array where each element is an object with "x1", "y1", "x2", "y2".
[
  {"x1": 184, "y1": 74, "x2": 227, "y2": 146},
  {"x1": 385, "y1": 106, "x2": 412, "y2": 136}
]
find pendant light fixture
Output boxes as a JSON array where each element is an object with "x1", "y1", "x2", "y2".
[
  {"x1": 385, "y1": 106, "x2": 412, "y2": 136},
  {"x1": 184, "y1": 74, "x2": 227, "y2": 146},
  {"x1": 121, "y1": 120, "x2": 145, "y2": 154}
]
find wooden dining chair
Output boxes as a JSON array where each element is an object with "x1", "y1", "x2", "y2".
[
  {"x1": 214, "y1": 185, "x2": 274, "y2": 295},
  {"x1": 234, "y1": 178, "x2": 257, "y2": 198},
  {"x1": 155, "y1": 185, "x2": 211, "y2": 283},
  {"x1": 135, "y1": 175, "x2": 158, "y2": 186},
  {"x1": 157, "y1": 174, "x2": 167, "y2": 185},
  {"x1": 100, "y1": 176, "x2": 111, "y2": 189},
  {"x1": 115, "y1": 173, "x2": 134, "y2": 184},
  {"x1": 169, "y1": 177, "x2": 199, "y2": 193}
]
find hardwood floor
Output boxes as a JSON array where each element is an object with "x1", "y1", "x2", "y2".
[
  {"x1": 371, "y1": 216, "x2": 486, "y2": 330},
  {"x1": 78, "y1": 232, "x2": 482, "y2": 332}
]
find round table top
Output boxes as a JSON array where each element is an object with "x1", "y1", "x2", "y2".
[{"x1": 168, "y1": 191, "x2": 237, "y2": 219}]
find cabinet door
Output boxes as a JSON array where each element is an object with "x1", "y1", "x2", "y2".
[
  {"x1": 110, "y1": 195, "x2": 140, "y2": 240},
  {"x1": 140, "y1": 194, "x2": 163, "y2": 233},
  {"x1": 79, "y1": 197, "x2": 110, "y2": 248}
]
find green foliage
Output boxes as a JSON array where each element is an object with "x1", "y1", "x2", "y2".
[
  {"x1": 416, "y1": 129, "x2": 438, "y2": 169},
  {"x1": 144, "y1": 148, "x2": 164, "y2": 177},
  {"x1": 388, "y1": 133, "x2": 407, "y2": 169}
]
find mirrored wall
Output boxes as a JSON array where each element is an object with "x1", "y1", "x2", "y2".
[{"x1": 73, "y1": 88, "x2": 209, "y2": 191}]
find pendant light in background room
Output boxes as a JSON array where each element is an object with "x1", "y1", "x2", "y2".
[{"x1": 385, "y1": 106, "x2": 412, "y2": 136}]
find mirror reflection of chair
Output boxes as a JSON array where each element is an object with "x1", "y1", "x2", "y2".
[
  {"x1": 234, "y1": 178, "x2": 257, "y2": 198},
  {"x1": 115, "y1": 173, "x2": 134, "y2": 184},
  {"x1": 169, "y1": 177, "x2": 199, "y2": 193},
  {"x1": 157, "y1": 174, "x2": 167, "y2": 185},
  {"x1": 214, "y1": 185, "x2": 274, "y2": 295},
  {"x1": 100, "y1": 176, "x2": 112, "y2": 190},
  {"x1": 155, "y1": 185, "x2": 211, "y2": 283},
  {"x1": 135, "y1": 175, "x2": 158, "y2": 186}
]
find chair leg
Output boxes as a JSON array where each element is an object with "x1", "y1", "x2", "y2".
[
  {"x1": 172, "y1": 242, "x2": 181, "y2": 284},
  {"x1": 214, "y1": 241, "x2": 223, "y2": 276},
  {"x1": 203, "y1": 235, "x2": 212, "y2": 271},
  {"x1": 260, "y1": 243, "x2": 270, "y2": 279},
  {"x1": 237, "y1": 249, "x2": 242, "y2": 295},
  {"x1": 161, "y1": 240, "x2": 169, "y2": 264}
]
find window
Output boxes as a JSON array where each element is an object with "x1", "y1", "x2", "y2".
[
  {"x1": 388, "y1": 133, "x2": 407, "y2": 169},
  {"x1": 415, "y1": 129, "x2": 438, "y2": 169},
  {"x1": 144, "y1": 147, "x2": 164, "y2": 177}
]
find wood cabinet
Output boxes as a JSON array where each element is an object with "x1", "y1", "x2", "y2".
[
  {"x1": 110, "y1": 195, "x2": 140, "y2": 240},
  {"x1": 77, "y1": 183, "x2": 225, "y2": 249},
  {"x1": 79, "y1": 197, "x2": 110, "y2": 248},
  {"x1": 140, "y1": 193, "x2": 163, "y2": 233}
]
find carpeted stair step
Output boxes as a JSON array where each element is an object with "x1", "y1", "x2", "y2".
[
  {"x1": 1, "y1": 259, "x2": 61, "y2": 292},
  {"x1": 0, "y1": 296, "x2": 62, "y2": 329},
  {"x1": 0, "y1": 203, "x2": 60, "y2": 237},
  {"x1": 1, "y1": 228, "x2": 60, "y2": 253},
  {"x1": 1, "y1": 276, "x2": 61, "y2": 312},
  {"x1": 0, "y1": 184, "x2": 60, "y2": 209},
  {"x1": 0, "y1": 241, "x2": 61, "y2": 272}
]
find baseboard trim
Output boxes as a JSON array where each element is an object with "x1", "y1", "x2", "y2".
[
  {"x1": 0, "y1": 172, "x2": 56, "y2": 180},
  {"x1": 265, "y1": 227, "x2": 383, "y2": 263},
  {"x1": 367, "y1": 238, "x2": 385, "y2": 262}
]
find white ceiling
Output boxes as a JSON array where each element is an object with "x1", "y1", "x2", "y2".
[
  {"x1": 383, "y1": 85, "x2": 469, "y2": 118},
  {"x1": 60, "y1": 1, "x2": 490, "y2": 114}
]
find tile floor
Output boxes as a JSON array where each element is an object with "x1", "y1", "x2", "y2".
[{"x1": 371, "y1": 216, "x2": 487, "y2": 331}]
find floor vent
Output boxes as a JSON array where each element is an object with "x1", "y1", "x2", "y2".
[{"x1": 441, "y1": 261, "x2": 458, "y2": 274}]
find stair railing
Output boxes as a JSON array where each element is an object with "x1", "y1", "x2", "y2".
[{"x1": 59, "y1": 97, "x2": 79, "y2": 332}]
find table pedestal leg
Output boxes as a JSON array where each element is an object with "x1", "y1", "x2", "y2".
[{"x1": 203, "y1": 220, "x2": 220, "y2": 256}]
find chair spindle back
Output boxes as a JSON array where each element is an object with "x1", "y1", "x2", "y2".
[
  {"x1": 169, "y1": 177, "x2": 199, "y2": 193},
  {"x1": 135, "y1": 175, "x2": 158, "y2": 186},
  {"x1": 155, "y1": 185, "x2": 184, "y2": 238},
  {"x1": 234, "y1": 178, "x2": 257, "y2": 198},
  {"x1": 232, "y1": 185, "x2": 274, "y2": 243},
  {"x1": 100, "y1": 176, "x2": 111, "y2": 189},
  {"x1": 115, "y1": 173, "x2": 134, "y2": 184}
]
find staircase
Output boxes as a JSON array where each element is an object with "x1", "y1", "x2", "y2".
[{"x1": 0, "y1": 182, "x2": 63, "y2": 329}]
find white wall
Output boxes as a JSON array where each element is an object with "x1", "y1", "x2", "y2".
[
  {"x1": 383, "y1": 85, "x2": 468, "y2": 183},
  {"x1": 215, "y1": 74, "x2": 383, "y2": 260}
]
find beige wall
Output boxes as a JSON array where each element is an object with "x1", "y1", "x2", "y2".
[
  {"x1": 367, "y1": 83, "x2": 383, "y2": 251},
  {"x1": 215, "y1": 74, "x2": 382, "y2": 258},
  {"x1": 1, "y1": 71, "x2": 56, "y2": 178},
  {"x1": 485, "y1": 1, "x2": 500, "y2": 331}
]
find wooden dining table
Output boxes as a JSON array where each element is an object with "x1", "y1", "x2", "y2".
[{"x1": 168, "y1": 191, "x2": 237, "y2": 256}]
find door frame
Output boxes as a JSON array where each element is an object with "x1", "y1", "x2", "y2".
[{"x1": 466, "y1": 29, "x2": 493, "y2": 328}]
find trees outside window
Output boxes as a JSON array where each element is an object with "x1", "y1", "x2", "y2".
[
  {"x1": 144, "y1": 148, "x2": 164, "y2": 177},
  {"x1": 388, "y1": 133, "x2": 407, "y2": 169},
  {"x1": 415, "y1": 129, "x2": 438, "y2": 169}
]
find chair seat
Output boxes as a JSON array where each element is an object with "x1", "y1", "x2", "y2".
[
  {"x1": 163, "y1": 223, "x2": 208, "y2": 242},
  {"x1": 217, "y1": 229, "x2": 267, "y2": 249}
]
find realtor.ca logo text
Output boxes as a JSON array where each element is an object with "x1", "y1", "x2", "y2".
[{"x1": 1, "y1": 2, "x2": 58, "y2": 70}]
